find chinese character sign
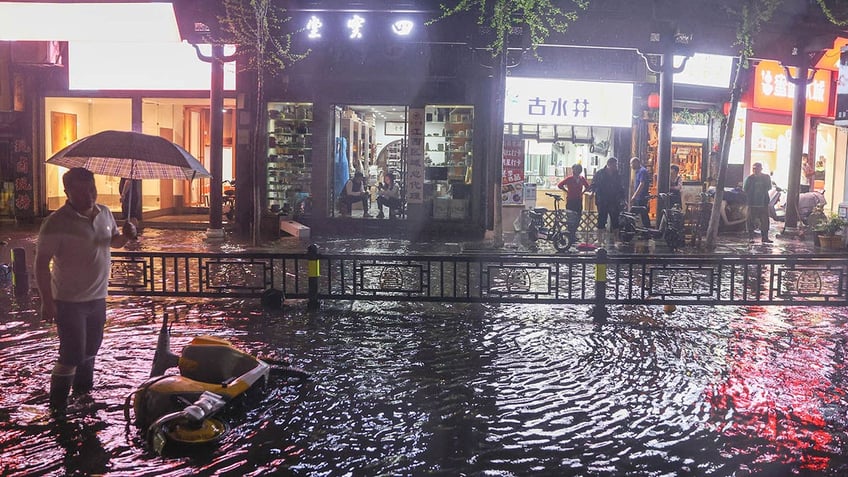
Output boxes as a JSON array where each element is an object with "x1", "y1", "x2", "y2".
[
  {"x1": 753, "y1": 60, "x2": 831, "y2": 117},
  {"x1": 837, "y1": 47, "x2": 848, "y2": 127},
  {"x1": 12, "y1": 139, "x2": 34, "y2": 220},
  {"x1": 504, "y1": 77, "x2": 633, "y2": 127},
  {"x1": 407, "y1": 108, "x2": 425, "y2": 205},
  {"x1": 502, "y1": 135, "x2": 525, "y2": 205}
]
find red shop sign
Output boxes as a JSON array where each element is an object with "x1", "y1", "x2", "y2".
[{"x1": 752, "y1": 60, "x2": 832, "y2": 117}]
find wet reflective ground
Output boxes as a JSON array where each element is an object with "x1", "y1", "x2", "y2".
[{"x1": 2, "y1": 292, "x2": 847, "y2": 476}]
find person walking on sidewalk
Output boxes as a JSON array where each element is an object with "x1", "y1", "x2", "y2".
[
  {"x1": 743, "y1": 162, "x2": 773, "y2": 243},
  {"x1": 591, "y1": 157, "x2": 625, "y2": 241},
  {"x1": 35, "y1": 167, "x2": 137, "y2": 417}
]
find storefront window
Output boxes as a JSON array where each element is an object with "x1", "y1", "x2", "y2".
[
  {"x1": 44, "y1": 98, "x2": 131, "y2": 211},
  {"x1": 425, "y1": 105, "x2": 473, "y2": 220},
  {"x1": 267, "y1": 102, "x2": 313, "y2": 215}
]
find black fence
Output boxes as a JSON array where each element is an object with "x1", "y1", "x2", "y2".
[{"x1": 110, "y1": 249, "x2": 848, "y2": 308}]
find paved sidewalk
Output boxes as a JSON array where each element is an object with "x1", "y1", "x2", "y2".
[{"x1": 0, "y1": 218, "x2": 841, "y2": 261}]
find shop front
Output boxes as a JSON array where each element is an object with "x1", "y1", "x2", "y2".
[
  {"x1": 736, "y1": 59, "x2": 841, "y2": 213},
  {"x1": 39, "y1": 39, "x2": 238, "y2": 219},
  {"x1": 499, "y1": 76, "x2": 634, "y2": 229},
  {"x1": 258, "y1": 9, "x2": 490, "y2": 237}
]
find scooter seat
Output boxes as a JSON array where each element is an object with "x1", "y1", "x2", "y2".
[{"x1": 179, "y1": 336, "x2": 262, "y2": 385}]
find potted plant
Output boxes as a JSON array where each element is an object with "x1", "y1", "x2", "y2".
[{"x1": 815, "y1": 214, "x2": 848, "y2": 250}]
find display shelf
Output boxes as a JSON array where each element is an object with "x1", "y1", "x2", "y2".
[
  {"x1": 267, "y1": 102, "x2": 313, "y2": 212},
  {"x1": 423, "y1": 105, "x2": 473, "y2": 219}
]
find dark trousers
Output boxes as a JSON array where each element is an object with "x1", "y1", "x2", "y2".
[
  {"x1": 800, "y1": 184, "x2": 810, "y2": 193},
  {"x1": 632, "y1": 196, "x2": 651, "y2": 228},
  {"x1": 596, "y1": 202, "x2": 621, "y2": 230},
  {"x1": 339, "y1": 194, "x2": 368, "y2": 214},
  {"x1": 377, "y1": 196, "x2": 403, "y2": 215},
  {"x1": 565, "y1": 198, "x2": 583, "y2": 216},
  {"x1": 55, "y1": 299, "x2": 107, "y2": 367},
  {"x1": 747, "y1": 205, "x2": 770, "y2": 239}
]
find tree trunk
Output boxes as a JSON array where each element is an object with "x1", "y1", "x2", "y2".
[{"x1": 705, "y1": 58, "x2": 746, "y2": 249}]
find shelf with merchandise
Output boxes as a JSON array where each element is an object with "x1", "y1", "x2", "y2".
[{"x1": 266, "y1": 101, "x2": 314, "y2": 210}]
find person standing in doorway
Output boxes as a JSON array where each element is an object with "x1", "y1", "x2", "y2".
[
  {"x1": 800, "y1": 153, "x2": 814, "y2": 193},
  {"x1": 743, "y1": 162, "x2": 773, "y2": 244},
  {"x1": 36, "y1": 167, "x2": 137, "y2": 417},
  {"x1": 669, "y1": 164, "x2": 683, "y2": 209},
  {"x1": 629, "y1": 157, "x2": 651, "y2": 228},
  {"x1": 591, "y1": 157, "x2": 625, "y2": 241},
  {"x1": 557, "y1": 163, "x2": 591, "y2": 216},
  {"x1": 119, "y1": 177, "x2": 142, "y2": 229}
]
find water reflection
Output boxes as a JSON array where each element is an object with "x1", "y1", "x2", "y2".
[{"x1": 0, "y1": 294, "x2": 846, "y2": 475}]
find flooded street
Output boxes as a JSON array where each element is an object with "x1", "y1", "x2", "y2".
[
  {"x1": 2, "y1": 292, "x2": 847, "y2": 476},
  {"x1": 1, "y1": 226, "x2": 846, "y2": 475}
]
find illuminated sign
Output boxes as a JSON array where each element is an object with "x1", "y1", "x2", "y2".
[
  {"x1": 752, "y1": 60, "x2": 831, "y2": 117},
  {"x1": 504, "y1": 77, "x2": 633, "y2": 128},
  {"x1": 307, "y1": 16, "x2": 323, "y2": 39},
  {"x1": 347, "y1": 15, "x2": 365, "y2": 39},
  {"x1": 836, "y1": 46, "x2": 848, "y2": 126},
  {"x1": 392, "y1": 20, "x2": 414, "y2": 36},
  {"x1": 673, "y1": 53, "x2": 733, "y2": 88}
]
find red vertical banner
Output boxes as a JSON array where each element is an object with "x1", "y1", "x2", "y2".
[{"x1": 502, "y1": 135, "x2": 525, "y2": 205}]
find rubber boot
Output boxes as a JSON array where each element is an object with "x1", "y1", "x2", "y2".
[
  {"x1": 49, "y1": 366, "x2": 75, "y2": 417},
  {"x1": 72, "y1": 356, "x2": 95, "y2": 395}
]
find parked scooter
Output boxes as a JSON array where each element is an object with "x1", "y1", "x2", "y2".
[
  {"x1": 527, "y1": 192, "x2": 580, "y2": 252},
  {"x1": 619, "y1": 193, "x2": 686, "y2": 251}
]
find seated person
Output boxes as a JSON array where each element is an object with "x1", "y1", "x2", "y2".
[
  {"x1": 720, "y1": 199, "x2": 748, "y2": 232},
  {"x1": 376, "y1": 172, "x2": 403, "y2": 219},
  {"x1": 338, "y1": 171, "x2": 370, "y2": 217}
]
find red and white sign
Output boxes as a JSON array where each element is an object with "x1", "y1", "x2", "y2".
[
  {"x1": 752, "y1": 60, "x2": 831, "y2": 117},
  {"x1": 502, "y1": 135, "x2": 525, "y2": 205}
]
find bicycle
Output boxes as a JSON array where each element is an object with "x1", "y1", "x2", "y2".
[
  {"x1": 527, "y1": 192, "x2": 580, "y2": 252},
  {"x1": 619, "y1": 193, "x2": 685, "y2": 251}
]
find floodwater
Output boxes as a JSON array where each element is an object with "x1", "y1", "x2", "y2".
[
  {"x1": 1, "y1": 227, "x2": 847, "y2": 475},
  {"x1": 1, "y1": 294, "x2": 847, "y2": 476}
]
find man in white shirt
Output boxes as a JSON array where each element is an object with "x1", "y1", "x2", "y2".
[{"x1": 36, "y1": 167, "x2": 136, "y2": 417}]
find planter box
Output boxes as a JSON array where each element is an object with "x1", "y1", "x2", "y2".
[{"x1": 818, "y1": 234, "x2": 844, "y2": 250}]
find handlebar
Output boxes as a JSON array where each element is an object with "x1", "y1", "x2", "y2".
[{"x1": 544, "y1": 192, "x2": 563, "y2": 201}]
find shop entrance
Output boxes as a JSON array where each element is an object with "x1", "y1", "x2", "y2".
[
  {"x1": 43, "y1": 97, "x2": 236, "y2": 217},
  {"x1": 331, "y1": 105, "x2": 407, "y2": 219}
]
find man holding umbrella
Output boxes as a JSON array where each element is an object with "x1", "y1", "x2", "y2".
[{"x1": 36, "y1": 167, "x2": 137, "y2": 417}]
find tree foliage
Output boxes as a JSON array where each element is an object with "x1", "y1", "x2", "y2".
[
  {"x1": 217, "y1": 0, "x2": 309, "y2": 74},
  {"x1": 434, "y1": 0, "x2": 589, "y2": 55}
]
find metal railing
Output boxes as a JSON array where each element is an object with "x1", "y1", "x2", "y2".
[{"x1": 110, "y1": 249, "x2": 848, "y2": 308}]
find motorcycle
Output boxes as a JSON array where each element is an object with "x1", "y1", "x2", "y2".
[{"x1": 125, "y1": 313, "x2": 307, "y2": 455}]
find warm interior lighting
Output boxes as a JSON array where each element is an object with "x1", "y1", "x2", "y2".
[{"x1": 0, "y1": 2, "x2": 181, "y2": 42}]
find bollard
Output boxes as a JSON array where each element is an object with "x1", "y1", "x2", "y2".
[
  {"x1": 589, "y1": 247, "x2": 610, "y2": 323},
  {"x1": 307, "y1": 243, "x2": 320, "y2": 311},
  {"x1": 12, "y1": 247, "x2": 28, "y2": 297}
]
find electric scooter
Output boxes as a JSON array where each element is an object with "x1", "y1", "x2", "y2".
[
  {"x1": 125, "y1": 313, "x2": 308, "y2": 455},
  {"x1": 619, "y1": 193, "x2": 686, "y2": 251},
  {"x1": 527, "y1": 193, "x2": 580, "y2": 252}
]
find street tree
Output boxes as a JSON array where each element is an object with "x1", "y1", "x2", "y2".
[{"x1": 217, "y1": 0, "x2": 309, "y2": 245}]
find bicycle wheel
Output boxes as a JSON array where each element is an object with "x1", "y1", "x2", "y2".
[{"x1": 553, "y1": 231, "x2": 573, "y2": 252}]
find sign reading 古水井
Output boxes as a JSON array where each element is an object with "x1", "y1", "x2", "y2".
[{"x1": 504, "y1": 77, "x2": 634, "y2": 128}]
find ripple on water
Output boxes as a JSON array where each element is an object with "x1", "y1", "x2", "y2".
[{"x1": 0, "y1": 298, "x2": 846, "y2": 476}]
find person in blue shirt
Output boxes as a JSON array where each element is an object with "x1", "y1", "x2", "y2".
[{"x1": 630, "y1": 157, "x2": 651, "y2": 228}]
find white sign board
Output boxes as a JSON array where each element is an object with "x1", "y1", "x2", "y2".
[{"x1": 504, "y1": 77, "x2": 633, "y2": 128}]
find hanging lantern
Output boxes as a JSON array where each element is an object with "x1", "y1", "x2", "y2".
[
  {"x1": 647, "y1": 93, "x2": 660, "y2": 109},
  {"x1": 723, "y1": 102, "x2": 732, "y2": 115}
]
